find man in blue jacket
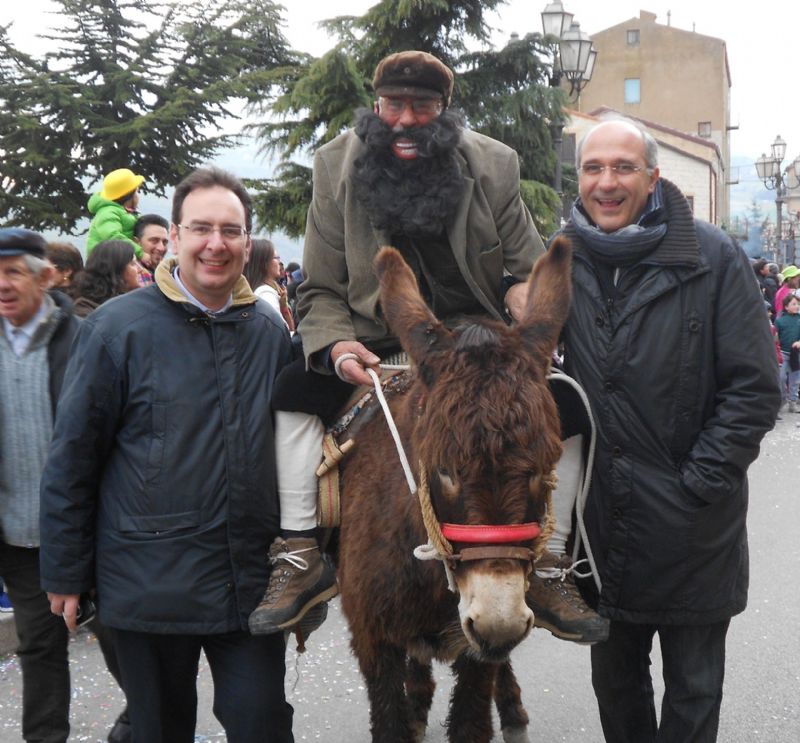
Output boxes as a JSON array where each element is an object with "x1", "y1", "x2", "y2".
[
  {"x1": 39, "y1": 168, "x2": 294, "y2": 743},
  {"x1": 561, "y1": 116, "x2": 780, "y2": 742}
]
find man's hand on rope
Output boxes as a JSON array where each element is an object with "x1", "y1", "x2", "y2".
[{"x1": 331, "y1": 341, "x2": 381, "y2": 386}]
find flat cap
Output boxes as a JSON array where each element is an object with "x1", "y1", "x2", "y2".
[
  {"x1": 373, "y1": 51, "x2": 454, "y2": 106},
  {"x1": 0, "y1": 227, "x2": 47, "y2": 259}
]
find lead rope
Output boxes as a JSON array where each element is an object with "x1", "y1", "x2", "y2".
[
  {"x1": 547, "y1": 368, "x2": 602, "y2": 592},
  {"x1": 367, "y1": 365, "x2": 595, "y2": 592},
  {"x1": 367, "y1": 367, "x2": 458, "y2": 592}
]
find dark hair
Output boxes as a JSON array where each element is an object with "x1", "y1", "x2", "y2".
[
  {"x1": 134, "y1": 213, "x2": 169, "y2": 239},
  {"x1": 46, "y1": 241, "x2": 84, "y2": 276},
  {"x1": 752, "y1": 259, "x2": 767, "y2": 275},
  {"x1": 115, "y1": 188, "x2": 139, "y2": 206},
  {"x1": 73, "y1": 239, "x2": 135, "y2": 306},
  {"x1": 171, "y1": 167, "x2": 252, "y2": 233},
  {"x1": 285, "y1": 261, "x2": 300, "y2": 274},
  {"x1": 782, "y1": 292, "x2": 799, "y2": 310},
  {"x1": 242, "y1": 238, "x2": 275, "y2": 290}
]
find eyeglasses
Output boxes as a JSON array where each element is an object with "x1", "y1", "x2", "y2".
[
  {"x1": 578, "y1": 163, "x2": 650, "y2": 177},
  {"x1": 378, "y1": 96, "x2": 443, "y2": 117},
  {"x1": 178, "y1": 223, "x2": 249, "y2": 243}
]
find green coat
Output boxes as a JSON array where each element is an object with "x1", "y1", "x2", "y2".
[
  {"x1": 86, "y1": 193, "x2": 141, "y2": 257},
  {"x1": 297, "y1": 128, "x2": 544, "y2": 371}
]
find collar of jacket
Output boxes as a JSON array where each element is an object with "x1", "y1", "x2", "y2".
[
  {"x1": 154, "y1": 257, "x2": 256, "y2": 309},
  {"x1": 565, "y1": 178, "x2": 700, "y2": 268}
]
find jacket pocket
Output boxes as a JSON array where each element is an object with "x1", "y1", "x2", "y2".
[{"x1": 118, "y1": 509, "x2": 203, "y2": 535}]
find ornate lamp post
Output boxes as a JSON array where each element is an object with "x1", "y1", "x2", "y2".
[
  {"x1": 541, "y1": 1, "x2": 597, "y2": 98},
  {"x1": 541, "y1": 1, "x2": 597, "y2": 212},
  {"x1": 755, "y1": 135, "x2": 800, "y2": 264}
]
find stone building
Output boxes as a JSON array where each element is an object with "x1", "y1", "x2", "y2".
[{"x1": 575, "y1": 10, "x2": 732, "y2": 225}]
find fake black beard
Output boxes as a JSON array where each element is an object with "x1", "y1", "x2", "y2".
[{"x1": 351, "y1": 108, "x2": 465, "y2": 237}]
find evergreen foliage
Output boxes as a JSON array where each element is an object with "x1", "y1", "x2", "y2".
[
  {"x1": 0, "y1": 0, "x2": 294, "y2": 232},
  {"x1": 249, "y1": 0, "x2": 566, "y2": 235},
  {"x1": 0, "y1": 0, "x2": 567, "y2": 235}
]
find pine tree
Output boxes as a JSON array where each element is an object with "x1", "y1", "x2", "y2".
[
  {"x1": 247, "y1": 0, "x2": 566, "y2": 238},
  {"x1": 0, "y1": 0, "x2": 295, "y2": 232}
]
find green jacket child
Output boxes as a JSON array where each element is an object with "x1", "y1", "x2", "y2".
[{"x1": 87, "y1": 169, "x2": 144, "y2": 257}]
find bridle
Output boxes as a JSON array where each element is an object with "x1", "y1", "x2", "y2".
[{"x1": 367, "y1": 367, "x2": 555, "y2": 592}]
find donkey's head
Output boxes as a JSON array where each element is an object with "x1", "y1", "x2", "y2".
[{"x1": 374, "y1": 237, "x2": 573, "y2": 659}]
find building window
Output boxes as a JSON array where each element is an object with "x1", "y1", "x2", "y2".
[
  {"x1": 627, "y1": 29, "x2": 640, "y2": 46},
  {"x1": 624, "y1": 78, "x2": 641, "y2": 104},
  {"x1": 698, "y1": 121, "x2": 712, "y2": 138}
]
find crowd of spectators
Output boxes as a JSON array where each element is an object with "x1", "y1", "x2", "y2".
[{"x1": 0, "y1": 171, "x2": 302, "y2": 743}]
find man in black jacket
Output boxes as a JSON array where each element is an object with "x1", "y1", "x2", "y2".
[
  {"x1": 560, "y1": 117, "x2": 780, "y2": 742},
  {"x1": 39, "y1": 169, "x2": 294, "y2": 743},
  {"x1": 0, "y1": 228, "x2": 80, "y2": 743}
]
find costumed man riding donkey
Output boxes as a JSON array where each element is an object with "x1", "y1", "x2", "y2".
[{"x1": 248, "y1": 51, "x2": 608, "y2": 646}]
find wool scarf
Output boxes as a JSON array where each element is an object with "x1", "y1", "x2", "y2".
[
  {"x1": 564, "y1": 178, "x2": 700, "y2": 270},
  {"x1": 570, "y1": 181, "x2": 667, "y2": 267}
]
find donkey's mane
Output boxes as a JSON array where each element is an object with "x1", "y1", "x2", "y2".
[
  {"x1": 452, "y1": 321, "x2": 502, "y2": 351},
  {"x1": 415, "y1": 322, "x2": 560, "y2": 480}
]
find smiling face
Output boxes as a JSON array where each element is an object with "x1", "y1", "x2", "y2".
[
  {"x1": 137, "y1": 224, "x2": 169, "y2": 267},
  {"x1": 578, "y1": 121, "x2": 660, "y2": 233},
  {"x1": 170, "y1": 186, "x2": 250, "y2": 310},
  {"x1": 375, "y1": 95, "x2": 443, "y2": 160}
]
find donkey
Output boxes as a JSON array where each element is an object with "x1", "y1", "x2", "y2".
[{"x1": 335, "y1": 237, "x2": 572, "y2": 743}]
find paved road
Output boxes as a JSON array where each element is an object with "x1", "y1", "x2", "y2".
[{"x1": 1, "y1": 416, "x2": 798, "y2": 742}]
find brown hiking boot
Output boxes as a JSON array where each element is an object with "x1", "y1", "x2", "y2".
[
  {"x1": 526, "y1": 551, "x2": 609, "y2": 645},
  {"x1": 248, "y1": 537, "x2": 338, "y2": 636}
]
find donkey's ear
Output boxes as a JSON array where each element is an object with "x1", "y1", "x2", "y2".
[
  {"x1": 517, "y1": 236, "x2": 573, "y2": 362},
  {"x1": 374, "y1": 247, "x2": 453, "y2": 370}
]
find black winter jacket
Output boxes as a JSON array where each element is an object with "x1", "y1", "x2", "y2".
[
  {"x1": 39, "y1": 262, "x2": 293, "y2": 633},
  {"x1": 562, "y1": 180, "x2": 780, "y2": 624},
  {"x1": 46, "y1": 290, "x2": 81, "y2": 414}
]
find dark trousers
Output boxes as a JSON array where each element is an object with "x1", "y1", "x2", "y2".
[
  {"x1": 88, "y1": 616, "x2": 127, "y2": 699},
  {"x1": 591, "y1": 619, "x2": 730, "y2": 743},
  {"x1": 0, "y1": 541, "x2": 70, "y2": 743},
  {"x1": 113, "y1": 628, "x2": 294, "y2": 743}
]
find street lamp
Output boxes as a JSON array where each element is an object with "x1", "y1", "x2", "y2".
[
  {"x1": 540, "y1": 1, "x2": 597, "y2": 215},
  {"x1": 755, "y1": 135, "x2": 800, "y2": 265},
  {"x1": 541, "y1": 1, "x2": 597, "y2": 99}
]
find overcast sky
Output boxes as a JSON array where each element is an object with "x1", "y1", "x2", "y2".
[{"x1": 3, "y1": 0, "x2": 797, "y2": 163}]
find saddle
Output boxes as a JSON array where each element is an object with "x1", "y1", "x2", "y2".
[{"x1": 316, "y1": 368, "x2": 415, "y2": 527}]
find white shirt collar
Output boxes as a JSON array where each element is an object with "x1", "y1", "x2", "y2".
[
  {"x1": 172, "y1": 267, "x2": 233, "y2": 315},
  {"x1": 2, "y1": 297, "x2": 51, "y2": 357}
]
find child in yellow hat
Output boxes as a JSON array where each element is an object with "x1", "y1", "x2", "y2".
[{"x1": 86, "y1": 169, "x2": 145, "y2": 256}]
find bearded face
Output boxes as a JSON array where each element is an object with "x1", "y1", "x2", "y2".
[{"x1": 351, "y1": 108, "x2": 466, "y2": 237}]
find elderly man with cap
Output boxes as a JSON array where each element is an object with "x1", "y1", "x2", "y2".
[
  {"x1": 248, "y1": 50, "x2": 609, "y2": 647},
  {"x1": 0, "y1": 227, "x2": 80, "y2": 743}
]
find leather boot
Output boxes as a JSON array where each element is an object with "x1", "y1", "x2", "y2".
[
  {"x1": 526, "y1": 551, "x2": 609, "y2": 644},
  {"x1": 249, "y1": 537, "x2": 338, "y2": 635}
]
